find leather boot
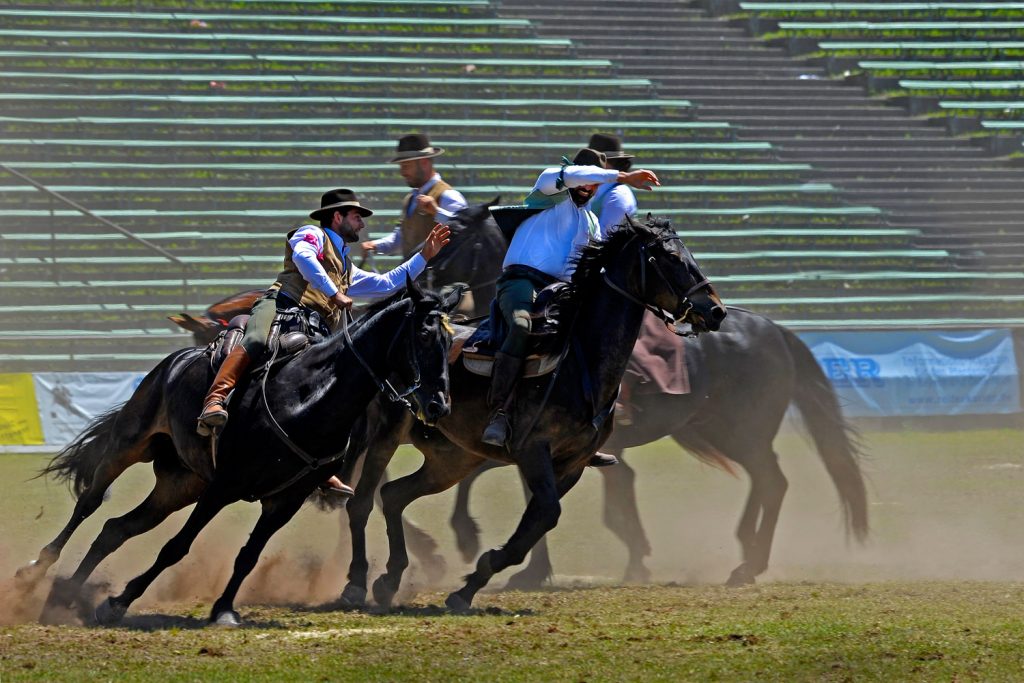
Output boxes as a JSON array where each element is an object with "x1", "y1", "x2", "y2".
[
  {"x1": 197, "y1": 346, "x2": 251, "y2": 436},
  {"x1": 481, "y1": 351, "x2": 524, "y2": 447}
]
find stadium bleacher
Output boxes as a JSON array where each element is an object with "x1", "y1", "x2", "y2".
[{"x1": 2, "y1": 0, "x2": 1023, "y2": 371}]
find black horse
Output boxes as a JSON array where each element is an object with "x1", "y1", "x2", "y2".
[
  {"x1": 338, "y1": 216, "x2": 726, "y2": 611},
  {"x1": 420, "y1": 199, "x2": 507, "y2": 318},
  {"x1": 20, "y1": 281, "x2": 460, "y2": 626},
  {"x1": 447, "y1": 307, "x2": 869, "y2": 589}
]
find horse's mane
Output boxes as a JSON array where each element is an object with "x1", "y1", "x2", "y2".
[
  {"x1": 427, "y1": 200, "x2": 507, "y2": 271},
  {"x1": 571, "y1": 215, "x2": 677, "y2": 288}
]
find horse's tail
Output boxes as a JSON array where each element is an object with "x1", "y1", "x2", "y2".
[
  {"x1": 41, "y1": 405, "x2": 125, "y2": 498},
  {"x1": 782, "y1": 326, "x2": 869, "y2": 543}
]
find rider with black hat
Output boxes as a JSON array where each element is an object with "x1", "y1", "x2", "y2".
[
  {"x1": 481, "y1": 149, "x2": 660, "y2": 448},
  {"x1": 196, "y1": 189, "x2": 451, "y2": 495},
  {"x1": 587, "y1": 132, "x2": 638, "y2": 235},
  {"x1": 362, "y1": 133, "x2": 467, "y2": 259}
]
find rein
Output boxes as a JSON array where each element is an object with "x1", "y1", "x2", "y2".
[{"x1": 601, "y1": 233, "x2": 708, "y2": 337}]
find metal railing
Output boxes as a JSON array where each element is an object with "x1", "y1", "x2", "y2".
[{"x1": 0, "y1": 163, "x2": 191, "y2": 309}]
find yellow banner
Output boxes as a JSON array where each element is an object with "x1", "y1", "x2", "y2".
[{"x1": 0, "y1": 373, "x2": 44, "y2": 445}]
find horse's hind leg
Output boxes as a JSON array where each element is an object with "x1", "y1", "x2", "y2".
[
  {"x1": 450, "y1": 460, "x2": 503, "y2": 565},
  {"x1": 41, "y1": 454, "x2": 206, "y2": 621},
  {"x1": 18, "y1": 434, "x2": 156, "y2": 585},
  {"x1": 209, "y1": 492, "x2": 307, "y2": 627},
  {"x1": 726, "y1": 451, "x2": 787, "y2": 587},
  {"x1": 95, "y1": 486, "x2": 232, "y2": 625},
  {"x1": 599, "y1": 450, "x2": 652, "y2": 583},
  {"x1": 372, "y1": 446, "x2": 485, "y2": 609}
]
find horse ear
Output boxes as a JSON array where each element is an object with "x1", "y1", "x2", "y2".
[
  {"x1": 442, "y1": 284, "x2": 465, "y2": 312},
  {"x1": 485, "y1": 195, "x2": 501, "y2": 208},
  {"x1": 406, "y1": 273, "x2": 424, "y2": 303}
]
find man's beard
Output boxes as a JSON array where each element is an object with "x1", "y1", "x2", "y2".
[{"x1": 569, "y1": 187, "x2": 594, "y2": 206}]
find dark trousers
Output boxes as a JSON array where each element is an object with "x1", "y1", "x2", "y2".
[{"x1": 495, "y1": 265, "x2": 557, "y2": 358}]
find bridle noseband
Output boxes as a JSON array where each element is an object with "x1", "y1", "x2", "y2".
[{"x1": 601, "y1": 233, "x2": 709, "y2": 337}]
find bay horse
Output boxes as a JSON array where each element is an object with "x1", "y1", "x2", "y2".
[
  {"x1": 20, "y1": 281, "x2": 460, "y2": 626},
  {"x1": 339, "y1": 216, "x2": 726, "y2": 611},
  {"x1": 447, "y1": 307, "x2": 869, "y2": 589}
]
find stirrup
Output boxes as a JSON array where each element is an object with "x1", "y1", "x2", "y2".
[
  {"x1": 196, "y1": 403, "x2": 228, "y2": 437},
  {"x1": 318, "y1": 480, "x2": 355, "y2": 499},
  {"x1": 481, "y1": 410, "x2": 510, "y2": 448},
  {"x1": 588, "y1": 452, "x2": 620, "y2": 468}
]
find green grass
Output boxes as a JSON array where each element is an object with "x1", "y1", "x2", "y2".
[{"x1": 1, "y1": 428, "x2": 1024, "y2": 680}]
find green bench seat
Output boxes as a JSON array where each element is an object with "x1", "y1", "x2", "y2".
[
  {"x1": 1, "y1": 161, "x2": 806, "y2": 173},
  {"x1": 743, "y1": 2, "x2": 1024, "y2": 9},
  {"x1": 0, "y1": 69, "x2": 650, "y2": 89},
  {"x1": 0, "y1": 49, "x2": 614, "y2": 75},
  {"x1": 861, "y1": 60, "x2": 1024, "y2": 71},
  {"x1": 820, "y1": 40, "x2": 1024, "y2": 50},
  {"x1": 0, "y1": 8, "x2": 531, "y2": 28},
  {"x1": 781, "y1": 20, "x2": 1024, "y2": 31},
  {"x1": 0, "y1": 28, "x2": 572, "y2": 53}
]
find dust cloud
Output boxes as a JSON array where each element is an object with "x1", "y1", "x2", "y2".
[{"x1": 2, "y1": 425, "x2": 1024, "y2": 624}]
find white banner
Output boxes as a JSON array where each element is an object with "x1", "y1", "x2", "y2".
[{"x1": 33, "y1": 372, "x2": 146, "y2": 447}]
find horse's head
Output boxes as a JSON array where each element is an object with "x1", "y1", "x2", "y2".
[
  {"x1": 386, "y1": 276, "x2": 461, "y2": 426},
  {"x1": 577, "y1": 216, "x2": 726, "y2": 334}
]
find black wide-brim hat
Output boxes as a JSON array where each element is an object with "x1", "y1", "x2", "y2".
[
  {"x1": 389, "y1": 132, "x2": 445, "y2": 163},
  {"x1": 588, "y1": 132, "x2": 634, "y2": 160},
  {"x1": 309, "y1": 188, "x2": 374, "y2": 220}
]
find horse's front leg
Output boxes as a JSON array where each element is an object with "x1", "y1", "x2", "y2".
[
  {"x1": 341, "y1": 412, "x2": 409, "y2": 608},
  {"x1": 209, "y1": 492, "x2": 308, "y2": 627},
  {"x1": 446, "y1": 446, "x2": 583, "y2": 612},
  {"x1": 373, "y1": 447, "x2": 485, "y2": 609}
]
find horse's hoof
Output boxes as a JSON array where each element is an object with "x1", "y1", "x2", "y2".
[
  {"x1": 94, "y1": 597, "x2": 126, "y2": 626},
  {"x1": 624, "y1": 564, "x2": 652, "y2": 585},
  {"x1": 725, "y1": 565, "x2": 756, "y2": 587},
  {"x1": 15, "y1": 560, "x2": 46, "y2": 584},
  {"x1": 211, "y1": 610, "x2": 242, "y2": 628},
  {"x1": 371, "y1": 576, "x2": 395, "y2": 609},
  {"x1": 445, "y1": 592, "x2": 472, "y2": 613},
  {"x1": 339, "y1": 584, "x2": 367, "y2": 608}
]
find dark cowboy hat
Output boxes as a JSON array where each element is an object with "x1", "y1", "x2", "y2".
[
  {"x1": 388, "y1": 133, "x2": 445, "y2": 163},
  {"x1": 587, "y1": 132, "x2": 634, "y2": 160},
  {"x1": 309, "y1": 188, "x2": 374, "y2": 220},
  {"x1": 572, "y1": 147, "x2": 607, "y2": 168}
]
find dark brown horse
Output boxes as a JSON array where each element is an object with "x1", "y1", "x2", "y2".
[
  {"x1": 447, "y1": 307, "x2": 869, "y2": 589},
  {"x1": 338, "y1": 216, "x2": 726, "y2": 611},
  {"x1": 20, "y1": 282, "x2": 459, "y2": 626}
]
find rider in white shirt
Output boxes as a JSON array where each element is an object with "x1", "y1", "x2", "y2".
[{"x1": 482, "y1": 149, "x2": 660, "y2": 448}]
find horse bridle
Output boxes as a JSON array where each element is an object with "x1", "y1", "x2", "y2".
[{"x1": 601, "y1": 233, "x2": 710, "y2": 337}]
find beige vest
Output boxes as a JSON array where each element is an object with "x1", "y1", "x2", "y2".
[
  {"x1": 400, "y1": 178, "x2": 452, "y2": 259},
  {"x1": 270, "y1": 226, "x2": 350, "y2": 330}
]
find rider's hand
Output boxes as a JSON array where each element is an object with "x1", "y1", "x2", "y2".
[
  {"x1": 330, "y1": 291, "x2": 354, "y2": 311},
  {"x1": 415, "y1": 194, "x2": 439, "y2": 216},
  {"x1": 420, "y1": 223, "x2": 451, "y2": 262},
  {"x1": 619, "y1": 169, "x2": 661, "y2": 191},
  {"x1": 360, "y1": 240, "x2": 377, "y2": 253}
]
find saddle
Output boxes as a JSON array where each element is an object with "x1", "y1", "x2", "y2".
[
  {"x1": 458, "y1": 282, "x2": 573, "y2": 378},
  {"x1": 208, "y1": 306, "x2": 327, "y2": 372}
]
